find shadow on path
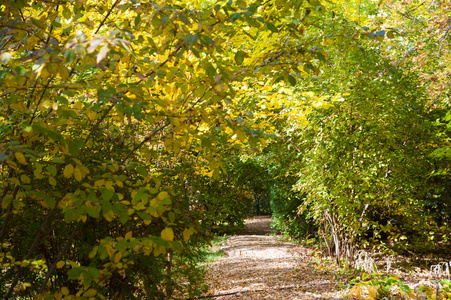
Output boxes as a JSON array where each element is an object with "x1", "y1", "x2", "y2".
[
  {"x1": 237, "y1": 215, "x2": 276, "y2": 235},
  {"x1": 203, "y1": 216, "x2": 342, "y2": 299}
]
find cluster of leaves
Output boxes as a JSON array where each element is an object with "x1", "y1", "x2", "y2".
[
  {"x1": 256, "y1": 0, "x2": 451, "y2": 265},
  {"x1": 3, "y1": 0, "x2": 450, "y2": 297},
  {"x1": 349, "y1": 273, "x2": 451, "y2": 300},
  {"x1": 0, "y1": 0, "x2": 332, "y2": 298}
]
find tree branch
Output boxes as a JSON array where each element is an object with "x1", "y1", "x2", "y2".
[
  {"x1": 94, "y1": 0, "x2": 121, "y2": 35},
  {"x1": 83, "y1": 98, "x2": 117, "y2": 147},
  {"x1": 121, "y1": 119, "x2": 171, "y2": 164}
]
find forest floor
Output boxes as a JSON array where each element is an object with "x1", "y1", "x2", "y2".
[
  {"x1": 203, "y1": 216, "x2": 345, "y2": 299},
  {"x1": 202, "y1": 216, "x2": 451, "y2": 299}
]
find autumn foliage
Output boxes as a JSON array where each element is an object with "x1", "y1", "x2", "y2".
[{"x1": 1, "y1": 0, "x2": 451, "y2": 299}]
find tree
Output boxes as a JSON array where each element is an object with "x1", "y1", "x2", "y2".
[
  {"x1": 0, "y1": 0, "x2": 331, "y2": 298},
  {"x1": 263, "y1": 5, "x2": 451, "y2": 264}
]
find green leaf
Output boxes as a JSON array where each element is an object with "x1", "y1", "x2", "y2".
[
  {"x1": 134, "y1": 14, "x2": 141, "y2": 27},
  {"x1": 86, "y1": 206, "x2": 100, "y2": 219},
  {"x1": 67, "y1": 267, "x2": 84, "y2": 279},
  {"x1": 266, "y1": 22, "x2": 278, "y2": 33},
  {"x1": 168, "y1": 211, "x2": 175, "y2": 223},
  {"x1": 236, "y1": 0, "x2": 246, "y2": 8},
  {"x1": 75, "y1": 45, "x2": 86, "y2": 58},
  {"x1": 186, "y1": 33, "x2": 198, "y2": 47},
  {"x1": 45, "y1": 197, "x2": 56, "y2": 209},
  {"x1": 119, "y1": 210, "x2": 129, "y2": 224},
  {"x1": 62, "y1": 8, "x2": 72, "y2": 20},
  {"x1": 287, "y1": 75, "x2": 296, "y2": 86},
  {"x1": 64, "y1": 49, "x2": 76, "y2": 64},
  {"x1": 101, "y1": 200, "x2": 113, "y2": 217},
  {"x1": 64, "y1": 208, "x2": 81, "y2": 222},
  {"x1": 235, "y1": 51, "x2": 245, "y2": 65},
  {"x1": 0, "y1": 152, "x2": 8, "y2": 163},
  {"x1": 101, "y1": 188, "x2": 115, "y2": 201},
  {"x1": 303, "y1": 63, "x2": 315, "y2": 73},
  {"x1": 137, "y1": 211, "x2": 152, "y2": 221},
  {"x1": 206, "y1": 64, "x2": 216, "y2": 77},
  {"x1": 47, "y1": 165, "x2": 57, "y2": 176},
  {"x1": 316, "y1": 51, "x2": 326, "y2": 61},
  {"x1": 229, "y1": 12, "x2": 241, "y2": 22},
  {"x1": 66, "y1": 139, "x2": 80, "y2": 156}
]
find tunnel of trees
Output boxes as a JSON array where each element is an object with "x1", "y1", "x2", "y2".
[{"x1": 1, "y1": 0, "x2": 451, "y2": 298}]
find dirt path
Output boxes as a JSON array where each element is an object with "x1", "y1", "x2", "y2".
[{"x1": 203, "y1": 216, "x2": 343, "y2": 299}]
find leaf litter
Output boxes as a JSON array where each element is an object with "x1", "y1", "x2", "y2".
[{"x1": 203, "y1": 216, "x2": 344, "y2": 299}]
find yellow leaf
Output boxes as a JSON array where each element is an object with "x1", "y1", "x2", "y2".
[
  {"x1": 105, "y1": 244, "x2": 115, "y2": 258},
  {"x1": 183, "y1": 228, "x2": 191, "y2": 241},
  {"x1": 161, "y1": 227, "x2": 174, "y2": 241},
  {"x1": 9, "y1": 177, "x2": 20, "y2": 185},
  {"x1": 63, "y1": 164, "x2": 74, "y2": 179},
  {"x1": 236, "y1": 129, "x2": 246, "y2": 141},
  {"x1": 125, "y1": 231, "x2": 133, "y2": 240},
  {"x1": 325, "y1": 38, "x2": 335, "y2": 45},
  {"x1": 61, "y1": 287, "x2": 69, "y2": 296},
  {"x1": 368, "y1": 286, "x2": 377, "y2": 298},
  {"x1": 153, "y1": 244, "x2": 166, "y2": 257},
  {"x1": 56, "y1": 261, "x2": 65, "y2": 269},
  {"x1": 49, "y1": 177, "x2": 57, "y2": 186},
  {"x1": 114, "y1": 252, "x2": 122, "y2": 263},
  {"x1": 74, "y1": 166, "x2": 82, "y2": 182},
  {"x1": 157, "y1": 191, "x2": 169, "y2": 200},
  {"x1": 68, "y1": 261, "x2": 78, "y2": 268},
  {"x1": 349, "y1": 285, "x2": 361, "y2": 298},
  {"x1": 23, "y1": 282, "x2": 31, "y2": 288},
  {"x1": 83, "y1": 289, "x2": 97, "y2": 297},
  {"x1": 21, "y1": 260, "x2": 30, "y2": 267},
  {"x1": 20, "y1": 175, "x2": 31, "y2": 184},
  {"x1": 14, "y1": 152, "x2": 27, "y2": 165},
  {"x1": 6, "y1": 159, "x2": 18, "y2": 169}
]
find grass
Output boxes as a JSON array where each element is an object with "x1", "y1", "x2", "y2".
[
  {"x1": 204, "y1": 249, "x2": 225, "y2": 263},
  {"x1": 199, "y1": 233, "x2": 230, "y2": 264}
]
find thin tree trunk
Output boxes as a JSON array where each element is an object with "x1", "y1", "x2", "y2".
[{"x1": 166, "y1": 251, "x2": 173, "y2": 299}]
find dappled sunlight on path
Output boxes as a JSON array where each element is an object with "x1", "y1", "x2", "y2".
[{"x1": 204, "y1": 216, "x2": 343, "y2": 299}]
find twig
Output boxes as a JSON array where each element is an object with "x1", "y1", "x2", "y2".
[
  {"x1": 438, "y1": 23, "x2": 451, "y2": 67},
  {"x1": 121, "y1": 120, "x2": 171, "y2": 164},
  {"x1": 83, "y1": 98, "x2": 117, "y2": 146},
  {"x1": 94, "y1": 0, "x2": 121, "y2": 35},
  {"x1": 38, "y1": 222, "x2": 81, "y2": 293}
]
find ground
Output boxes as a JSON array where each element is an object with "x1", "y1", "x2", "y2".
[
  {"x1": 203, "y1": 216, "x2": 344, "y2": 299},
  {"x1": 202, "y1": 216, "x2": 451, "y2": 300}
]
